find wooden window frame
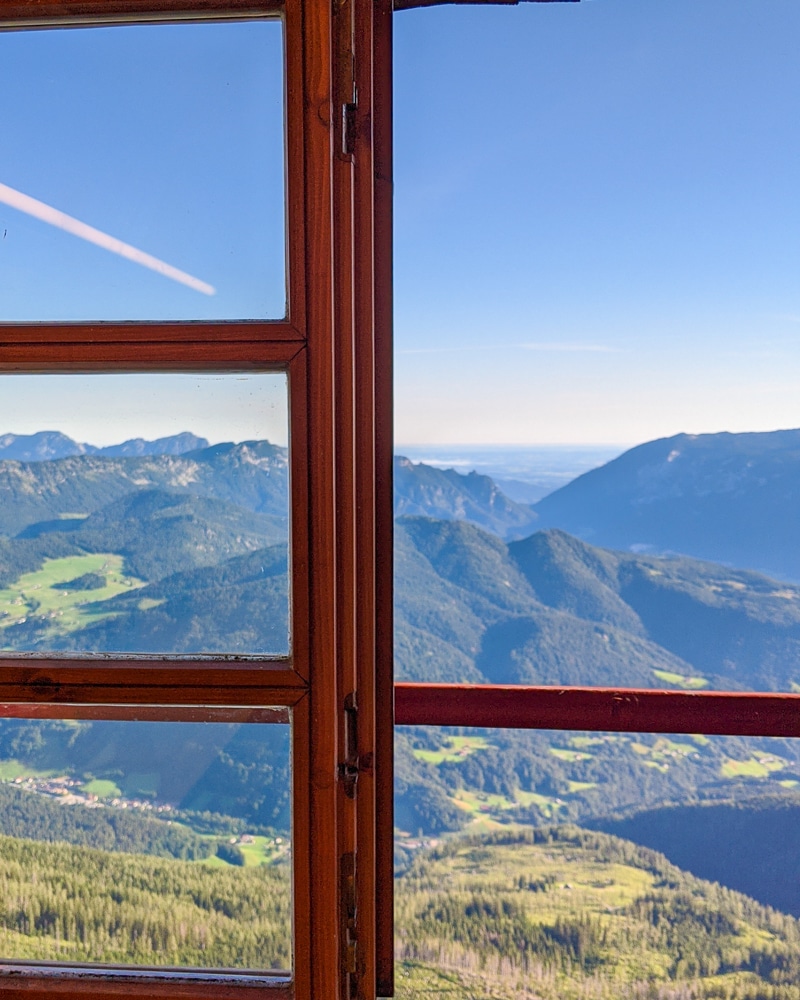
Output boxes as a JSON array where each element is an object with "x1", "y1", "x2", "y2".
[{"x1": 0, "y1": 0, "x2": 394, "y2": 998}]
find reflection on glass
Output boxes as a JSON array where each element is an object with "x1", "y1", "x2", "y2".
[
  {"x1": 395, "y1": 727, "x2": 800, "y2": 998},
  {"x1": 0, "y1": 373, "x2": 290, "y2": 656},
  {"x1": 0, "y1": 708, "x2": 291, "y2": 970},
  {"x1": 0, "y1": 20, "x2": 284, "y2": 321}
]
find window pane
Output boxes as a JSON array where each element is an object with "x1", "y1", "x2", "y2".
[
  {"x1": 394, "y1": 0, "x2": 800, "y2": 691},
  {"x1": 0, "y1": 707, "x2": 291, "y2": 972},
  {"x1": 0, "y1": 373, "x2": 290, "y2": 656},
  {"x1": 396, "y1": 726, "x2": 800, "y2": 998},
  {"x1": 0, "y1": 20, "x2": 285, "y2": 321}
]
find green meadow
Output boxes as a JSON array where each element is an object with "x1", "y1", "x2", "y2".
[
  {"x1": 412, "y1": 735, "x2": 495, "y2": 765},
  {"x1": 0, "y1": 553, "x2": 146, "y2": 643},
  {"x1": 653, "y1": 668, "x2": 709, "y2": 689}
]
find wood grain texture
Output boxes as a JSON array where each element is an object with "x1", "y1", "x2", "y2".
[
  {"x1": 0, "y1": 323, "x2": 302, "y2": 344},
  {"x1": 395, "y1": 683, "x2": 800, "y2": 738},
  {"x1": 394, "y1": 0, "x2": 577, "y2": 9},
  {"x1": 0, "y1": 341, "x2": 302, "y2": 370},
  {"x1": 288, "y1": 348, "x2": 311, "y2": 686},
  {"x1": 0, "y1": 970, "x2": 291, "y2": 1000},
  {"x1": 332, "y1": 0, "x2": 358, "y2": 990},
  {"x1": 0, "y1": 0, "x2": 388, "y2": 994},
  {"x1": 300, "y1": 0, "x2": 342, "y2": 995},
  {"x1": 372, "y1": 1, "x2": 394, "y2": 995},
  {"x1": 0, "y1": 660, "x2": 307, "y2": 705},
  {"x1": 0, "y1": 703, "x2": 291, "y2": 722},
  {"x1": 0, "y1": 0, "x2": 281, "y2": 27}
]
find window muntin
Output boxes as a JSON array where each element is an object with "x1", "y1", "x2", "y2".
[
  {"x1": 0, "y1": 372, "x2": 291, "y2": 657},
  {"x1": 0, "y1": 20, "x2": 285, "y2": 322},
  {"x1": 0, "y1": 706, "x2": 292, "y2": 973}
]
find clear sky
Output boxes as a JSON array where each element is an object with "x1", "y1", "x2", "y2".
[
  {"x1": 0, "y1": 4, "x2": 798, "y2": 449},
  {"x1": 0, "y1": 374, "x2": 289, "y2": 448},
  {"x1": 0, "y1": 20, "x2": 285, "y2": 322},
  {"x1": 393, "y1": 0, "x2": 800, "y2": 446}
]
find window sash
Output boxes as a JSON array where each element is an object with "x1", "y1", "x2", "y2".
[{"x1": 0, "y1": 0, "x2": 394, "y2": 997}]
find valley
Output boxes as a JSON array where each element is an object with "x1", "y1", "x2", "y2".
[{"x1": 1, "y1": 428, "x2": 800, "y2": 983}]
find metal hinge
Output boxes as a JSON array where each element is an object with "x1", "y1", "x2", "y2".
[
  {"x1": 342, "y1": 100, "x2": 357, "y2": 157},
  {"x1": 334, "y1": 0, "x2": 357, "y2": 158},
  {"x1": 338, "y1": 692, "x2": 359, "y2": 797}
]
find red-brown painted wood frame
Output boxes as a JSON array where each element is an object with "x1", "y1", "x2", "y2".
[
  {"x1": 0, "y1": 0, "x2": 387, "y2": 996},
  {"x1": 372, "y1": 0, "x2": 394, "y2": 994},
  {"x1": 395, "y1": 683, "x2": 800, "y2": 738}
]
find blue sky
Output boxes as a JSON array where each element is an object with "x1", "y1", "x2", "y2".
[
  {"x1": 0, "y1": 3, "x2": 798, "y2": 449},
  {"x1": 0, "y1": 20, "x2": 285, "y2": 322},
  {"x1": 0, "y1": 374, "x2": 289, "y2": 448},
  {"x1": 393, "y1": 0, "x2": 800, "y2": 445}
]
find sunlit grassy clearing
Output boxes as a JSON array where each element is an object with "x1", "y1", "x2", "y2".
[
  {"x1": 567, "y1": 781, "x2": 596, "y2": 793},
  {"x1": 451, "y1": 787, "x2": 573, "y2": 823},
  {"x1": 653, "y1": 667, "x2": 709, "y2": 689},
  {"x1": 629, "y1": 738, "x2": 699, "y2": 767},
  {"x1": 569, "y1": 735, "x2": 620, "y2": 749},
  {"x1": 412, "y1": 735, "x2": 494, "y2": 765},
  {"x1": 238, "y1": 835, "x2": 288, "y2": 867},
  {"x1": 515, "y1": 791, "x2": 568, "y2": 820},
  {"x1": 549, "y1": 747, "x2": 592, "y2": 762},
  {"x1": 451, "y1": 789, "x2": 517, "y2": 813},
  {"x1": 0, "y1": 554, "x2": 146, "y2": 638},
  {"x1": 0, "y1": 760, "x2": 57, "y2": 781},
  {"x1": 81, "y1": 779, "x2": 123, "y2": 798},
  {"x1": 137, "y1": 597, "x2": 166, "y2": 611},
  {"x1": 721, "y1": 755, "x2": 786, "y2": 779},
  {"x1": 652, "y1": 738, "x2": 699, "y2": 758}
]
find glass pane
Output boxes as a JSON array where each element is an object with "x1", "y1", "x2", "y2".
[
  {"x1": 396, "y1": 726, "x2": 800, "y2": 998},
  {"x1": 394, "y1": 0, "x2": 800, "y2": 691},
  {"x1": 0, "y1": 20, "x2": 285, "y2": 321},
  {"x1": 0, "y1": 707, "x2": 291, "y2": 972},
  {"x1": 0, "y1": 373, "x2": 290, "y2": 656}
]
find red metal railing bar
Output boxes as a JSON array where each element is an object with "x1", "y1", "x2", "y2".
[{"x1": 394, "y1": 683, "x2": 800, "y2": 738}]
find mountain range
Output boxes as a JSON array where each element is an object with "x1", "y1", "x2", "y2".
[
  {"x1": 4, "y1": 428, "x2": 800, "y2": 675},
  {"x1": 533, "y1": 428, "x2": 800, "y2": 581},
  {"x1": 0, "y1": 431, "x2": 210, "y2": 462},
  {"x1": 3, "y1": 427, "x2": 800, "y2": 933},
  {"x1": 396, "y1": 517, "x2": 800, "y2": 691}
]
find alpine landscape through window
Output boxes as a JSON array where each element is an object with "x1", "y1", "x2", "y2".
[{"x1": 390, "y1": 1, "x2": 800, "y2": 998}]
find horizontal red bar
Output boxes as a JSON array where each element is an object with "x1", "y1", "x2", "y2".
[{"x1": 394, "y1": 683, "x2": 800, "y2": 738}]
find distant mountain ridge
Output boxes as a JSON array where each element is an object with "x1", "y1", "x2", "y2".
[
  {"x1": 394, "y1": 455, "x2": 537, "y2": 539},
  {"x1": 0, "y1": 440, "x2": 289, "y2": 538},
  {"x1": 0, "y1": 441, "x2": 537, "y2": 542},
  {"x1": 534, "y1": 428, "x2": 800, "y2": 581},
  {"x1": 396, "y1": 518, "x2": 800, "y2": 692},
  {"x1": 0, "y1": 431, "x2": 210, "y2": 463}
]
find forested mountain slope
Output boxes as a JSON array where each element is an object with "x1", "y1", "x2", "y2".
[
  {"x1": 592, "y1": 793, "x2": 800, "y2": 919},
  {"x1": 395, "y1": 517, "x2": 800, "y2": 691},
  {"x1": 394, "y1": 455, "x2": 538, "y2": 539},
  {"x1": 534, "y1": 429, "x2": 800, "y2": 581},
  {"x1": 0, "y1": 440, "x2": 289, "y2": 537},
  {"x1": 396, "y1": 829, "x2": 800, "y2": 1000}
]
